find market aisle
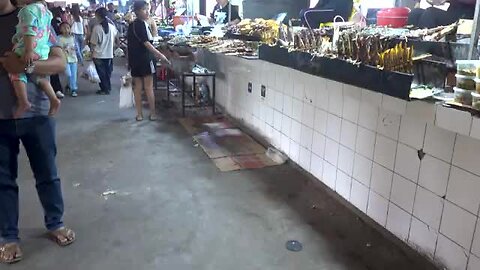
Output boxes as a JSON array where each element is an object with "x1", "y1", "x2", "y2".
[{"x1": 9, "y1": 60, "x2": 438, "y2": 270}]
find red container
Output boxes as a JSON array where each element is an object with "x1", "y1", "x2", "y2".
[{"x1": 377, "y1": 7, "x2": 410, "y2": 28}]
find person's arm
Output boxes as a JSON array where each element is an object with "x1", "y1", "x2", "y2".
[
  {"x1": 90, "y1": 25, "x2": 99, "y2": 52},
  {"x1": 228, "y1": 5, "x2": 241, "y2": 26},
  {"x1": 0, "y1": 47, "x2": 66, "y2": 75},
  {"x1": 23, "y1": 36, "x2": 36, "y2": 65},
  {"x1": 144, "y1": 41, "x2": 170, "y2": 64},
  {"x1": 149, "y1": 19, "x2": 158, "y2": 37}
]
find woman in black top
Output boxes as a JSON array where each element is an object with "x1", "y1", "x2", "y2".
[
  {"x1": 209, "y1": 0, "x2": 241, "y2": 26},
  {"x1": 300, "y1": 0, "x2": 353, "y2": 28},
  {"x1": 127, "y1": 1, "x2": 169, "y2": 121}
]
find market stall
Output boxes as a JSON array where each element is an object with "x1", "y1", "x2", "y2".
[{"x1": 164, "y1": 3, "x2": 480, "y2": 269}]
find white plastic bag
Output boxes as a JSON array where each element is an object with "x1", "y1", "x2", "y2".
[
  {"x1": 85, "y1": 63, "x2": 100, "y2": 83},
  {"x1": 114, "y1": 47, "x2": 125, "y2": 57},
  {"x1": 119, "y1": 84, "x2": 134, "y2": 109}
]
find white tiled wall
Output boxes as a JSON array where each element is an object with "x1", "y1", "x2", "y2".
[{"x1": 201, "y1": 52, "x2": 480, "y2": 270}]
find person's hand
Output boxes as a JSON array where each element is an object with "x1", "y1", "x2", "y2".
[
  {"x1": 23, "y1": 50, "x2": 35, "y2": 66},
  {"x1": 426, "y1": 0, "x2": 448, "y2": 6},
  {"x1": 156, "y1": 52, "x2": 171, "y2": 65},
  {"x1": 0, "y1": 51, "x2": 26, "y2": 74}
]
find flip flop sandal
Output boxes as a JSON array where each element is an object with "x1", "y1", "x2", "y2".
[
  {"x1": 0, "y1": 243, "x2": 23, "y2": 264},
  {"x1": 136, "y1": 115, "x2": 144, "y2": 121},
  {"x1": 48, "y1": 227, "x2": 76, "y2": 247},
  {"x1": 149, "y1": 115, "x2": 158, "y2": 121}
]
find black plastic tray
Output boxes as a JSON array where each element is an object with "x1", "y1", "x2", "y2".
[{"x1": 259, "y1": 45, "x2": 414, "y2": 100}]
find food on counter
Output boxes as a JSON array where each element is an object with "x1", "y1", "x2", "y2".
[
  {"x1": 168, "y1": 35, "x2": 191, "y2": 46},
  {"x1": 472, "y1": 92, "x2": 480, "y2": 110},
  {"x1": 456, "y1": 60, "x2": 480, "y2": 77},
  {"x1": 454, "y1": 87, "x2": 473, "y2": 105},
  {"x1": 229, "y1": 18, "x2": 280, "y2": 45},
  {"x1": 335, "y1": 28, "x2": 413, "y2": 73},
  {"x1": 404, "y1": 22, "x2": 458, "y2": 41},
  {"x1": 458, "y1": 69, "x2": 476, "y2": 77},
  {"x1": 293, "y1": 28, "x2": 331, "y2": 54},
  {"x1": 456, "y1": 74, "x2": 476, "y2": 90}
]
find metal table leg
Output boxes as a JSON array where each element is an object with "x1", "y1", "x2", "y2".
[
  {"x1": 212, "y1": 74, "x2": 216, "y2": 115},
  {"x1": 182, "y1": 74, "x2": 186, "y2": 117},
  {"x1": 469, "y1": 0, "x2": 480, "y2": 59}
]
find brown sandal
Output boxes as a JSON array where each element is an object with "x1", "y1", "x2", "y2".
[
  {"x1": 48, "y1": 227, "x2": 76, "y2": 247},
  {"x1": 0, "y1": 243, "x2": 23, "y2": 264}
]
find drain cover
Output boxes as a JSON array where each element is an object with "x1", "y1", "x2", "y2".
[{"x1": 286, "y1": 240, "x2": 303, "y2": 252}]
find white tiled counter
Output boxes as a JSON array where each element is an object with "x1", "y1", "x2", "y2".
[{"x1": 198, "y1": 50, "x2": 480, "y2": 270}]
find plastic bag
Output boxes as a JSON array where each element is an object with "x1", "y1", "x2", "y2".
[
  {"x1": 85, "y1": 63, "x2": 100, "y2": 83},
  {"x1": 114, "y1": 47, "x2": 125, "y2": 57},
  {"x1": 119, "y1": 84, "x2": 134, "y2": 109}
]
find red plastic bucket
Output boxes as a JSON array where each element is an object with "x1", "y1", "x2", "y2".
[{"x1": 377, "y1": 7, "x2": 410, "y2": 28}]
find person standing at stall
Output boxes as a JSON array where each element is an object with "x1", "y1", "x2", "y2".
[
  {"x1": 50, "y1": 6, "x2": 65, "y2": 98},
  {"x1": 90, "y1": 7, "x2": 118, "y2": 95},
  {"x1": 70, "y1": 4, "x2": 85, "y2": 65},
  {"x1": 0, "y1": 0, "x2": 75, "y2": 264},
  {"x1": 209, "y1": 0, "x2": 241, "y2": 26},
  {"x1": 58, "y1": 22, "x2": 79, "y2": 97},
  {"x1": 128, "y1": 1, "x2": 169, "y2": 121},
  {"x1": 407, "y1": 0, "x2": 476, "y2": 29},
  {"x1": 300, "y1": 0, "x2": 354, "y2": 28}
]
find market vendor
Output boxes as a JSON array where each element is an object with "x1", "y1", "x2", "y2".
[
  {"x1": 300, "y1": 0, "x2": 354, "y2": 28},
  {"x1": 209, "y1": 0, "x2": 241, "y2": 26},
  {"x1": 407, "y1": 0, "x2": 476, "y2": 29}
]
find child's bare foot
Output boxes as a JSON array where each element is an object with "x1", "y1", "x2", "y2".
[
  {"x1": 48, "y1": 98, "x2": 61, "y2": 116},
  {"x1": 14, "y1": 101, "x2": 31, "y2": 119}
]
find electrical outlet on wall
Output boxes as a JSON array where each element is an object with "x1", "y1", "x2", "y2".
[
  {"x1": 248, "y1": 82, "x2": 252, "y2": 93},
  {"x1": 261, "y1": 85, "x2": 266, "y2": 98}
]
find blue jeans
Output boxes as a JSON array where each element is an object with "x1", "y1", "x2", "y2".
[
  {"x1": 93, "y1": 58, "x2": 113, "y2": 94},
  {"x1": 65, "y1": 62, "x2": 78, "y2": 92},
  {"x1": 74, "y1": 34, "x2": 84, "y2": 64},
  {"x1": 0, "y1": 117, "x2": 64, "y2": 243}
]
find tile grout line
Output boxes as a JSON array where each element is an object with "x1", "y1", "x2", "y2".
[
  {"x1": 466, "y1": 206, "x2": 480, "y2": 269},
  {"x1": 434, "y1": 133, "x2": 457, "y2": 259}
]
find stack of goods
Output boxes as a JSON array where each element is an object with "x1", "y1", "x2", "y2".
[
  {"x1": 404, "y1": 22, "x2": 458, "y2": 41},
  {"x1": 205, "y1": 39, "x2": 258, "y2": 56},
  {"x1": 292, "y1": 28, "x2": 332, "y2": 55},
  {"x1": 187, "y1": 36, "x2": 218, "y2": 48},
  {"x1": 336, "y1": 29, "x2": 413, "y2": 73},
  {"x1": 455, "y1": 60, "x2": 480, "y2": 108},
  {"x1": 377, "y1": 42, "x2": 413, "y2": 73},
  {"x1": 229, "y1": 18, "x2": 280, "y2": 45}
]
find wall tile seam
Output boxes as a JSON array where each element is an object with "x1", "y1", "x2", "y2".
[
  {"x1": 394, "y1": 141, "x2": 421, "y2": 183},
  {"x1": 434, "y1": 133, "x2": 456, "y2": 258},
  {"x1": 444, "y1": 166, "x2": 480, "y2": 217},
  {"x1": 466, "y1": 207, "x2": 480, "y2": 266},
  {"x1": 435, "y1": 104, "x2": 474, "y2": 137},
  {"x1": 406, "y1": 217, "x2": 439, "y2": 255},
  {"x1": 450, "y1": 162, "x2": 480, "y2": 184},
  {"x1": 435, "y1": 232, "x2": 471, "y2": 264},
  {"x1": 467, "y1": 253, "x2": 480, "y2": 270},
  {"x1": 409, "y1": 135, "x2": 433, "y2": 242},
  {"x1": 363, "y1": 128, "x2": 381, "y2": 223}
]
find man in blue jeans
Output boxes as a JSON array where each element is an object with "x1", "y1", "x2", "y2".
[{"x1": 0, "y1": 0, "x2": 75, "y2": 264}]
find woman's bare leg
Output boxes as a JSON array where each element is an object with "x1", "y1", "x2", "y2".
[
  {"x1": 133, "y1": 77, "x2": 144, "y2": 120},
  {"x1": 143, "y1": 75, "x2": 156, "y2": 119}
]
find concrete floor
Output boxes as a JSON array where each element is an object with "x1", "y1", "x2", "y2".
[{"x1": 8, "y1": 60, "x2": 439, "y2": 270}]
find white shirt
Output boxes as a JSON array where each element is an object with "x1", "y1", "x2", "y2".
[
  {"x1": 91, "y1": 23, "x2": 118, "y2": 59},
  {"x1": 71, "y1": 17, "x2": 84, "y2": 35}
]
